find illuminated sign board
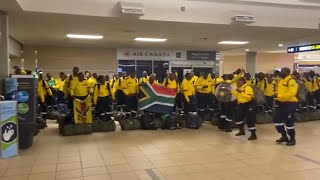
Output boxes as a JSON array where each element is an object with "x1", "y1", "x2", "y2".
[{"x1": 287, "y1": 43, "x2": 320, "y2": 53}]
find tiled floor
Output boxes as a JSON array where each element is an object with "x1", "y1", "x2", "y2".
[{"x1": 1, "y1": 120, "x2": 320, "y2": 180}]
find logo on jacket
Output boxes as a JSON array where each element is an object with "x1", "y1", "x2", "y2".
[{"x1": 76, "y1": 102, "x2": 89, "y2": 117}]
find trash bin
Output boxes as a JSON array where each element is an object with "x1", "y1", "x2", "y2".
[{"x1": 5, "y1": 76, "x2": 37, "y2": 149}]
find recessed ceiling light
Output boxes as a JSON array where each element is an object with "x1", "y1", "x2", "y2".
[
  {"x1": 200, "y1": 37, "x2": 208, "y2": 41},
  {"x1": 66, "y1": 34, "x2": 103, "y2": 39},
  {"x1": 246, "y1": 49, "x2": 250, "y2": 52},
  {"x1": 278, "y1": 44, "x2": 284, "y2": 47},
  {"x1": 134, "y1": 37, "x2": 167, "y2": 42},
  {"x1": 218, "y1": 41, "x2": 249, "y2": 45}
]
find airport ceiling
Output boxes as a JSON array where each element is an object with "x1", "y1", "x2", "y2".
[{"x1": 1, "y1": 0, "x2": 320, "y2": 54}]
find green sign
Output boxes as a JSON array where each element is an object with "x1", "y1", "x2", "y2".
[{"x1": 17, "y1": 103, "x2": 29, "y2": 114}]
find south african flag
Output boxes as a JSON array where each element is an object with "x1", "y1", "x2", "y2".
[{"x1": 138, "y1": 83, "x2": 177, "y2": 114}]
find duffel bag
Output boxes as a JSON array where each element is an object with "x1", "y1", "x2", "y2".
[
  {"x1": 92, "y1": 119, "x2": 116, "y2": 132},
  {"x1": 120, "y1": 118, "x2": 142, "y2": 131},
  {"x1": 62, "y1": 124, "x2": 92, "y2": 136}
]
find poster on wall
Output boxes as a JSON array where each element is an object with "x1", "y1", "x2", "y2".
[
  {"x1": 0, "y1": 101, "x2": 18, "y2": 158},
  {"x1": 5, "y1": 76, "x2": 37, "y2": 124}
]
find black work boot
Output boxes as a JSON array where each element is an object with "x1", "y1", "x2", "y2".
[
  {"x1": 224, "y1": 122, "x2": 232, "y2": 132},
  {"x1": 248, "y1": 130, "x2": 257, "y2": 140},
  {"x1": 287, "y1": 138, "x2": 296, "y2": 146},
  {"x1": 276, "y1": 132, "x2": 289, "y2": 143},
  {"x1": 235, "y1": 128, "x2": 245, "y2": 136}
]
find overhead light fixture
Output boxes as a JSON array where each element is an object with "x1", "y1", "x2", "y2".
[
  {"x1": 134, "y1": 37, "x2": 167, "y2": 42},
  {"x1": 278, "y1": 44, "x2": 284, "y2": 47},
  {"x1": 246, "y1": 49, "x2": 250, "y2": 52},
  {"x1": 218, "y1": 41, "x2": 249, "y2": 45},
  {"x1": 66, "y1": 34, "x2": 103, "y2": 39}
]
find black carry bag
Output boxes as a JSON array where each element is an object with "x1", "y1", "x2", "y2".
[
  {"x1": 120, "y1": 118, "x2": 142, "y2": 131},
  {"x1": 161, "y1": 114, "x2": 177, "y2": 130},
  {"x1": 308, "y1": 110, "x2": 320, "y2": 121},
  {"x1": 186, "y1": 114, "x2": 202, "y2": 129},
  {"x1": 47, "y1": 108, "x2": 60, "y2": 120},
  {"x1": 92, "y1": 118, "x2": 116, "y2": 132},
  {"x1": 141, "y1": 112, "x2": 157, "y2": 130},
  {"x1": 176, "y1": 114, "x2": 187, "y2": 128},
  {"x1": 114, "y1": 112, "x2": 126, "y2": 121},
  {"x1": 36, "y1": 117, "x2": 47, "y2": 129}
]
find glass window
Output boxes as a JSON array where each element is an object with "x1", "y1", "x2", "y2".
[
  {"x1": 118, "y1": 60, "x2": 135, "y2": 75},
  {"x1": 153, "y1": 61, "x2": 169, "y2": 83},
  {"x1": 136, "y1": 60, "x2": 152, "y2": 78}
]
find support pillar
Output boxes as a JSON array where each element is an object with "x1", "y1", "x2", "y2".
[
  {"x1": 246, "y1": 52, "x2": 256, "y2": 76},
  {"x1": 0, "y1": 11, "x2": 9, "y2": 94}
]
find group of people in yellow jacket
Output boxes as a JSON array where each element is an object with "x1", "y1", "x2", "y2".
[{"x1": 34, "y1": 65, "x2": 320, "y2": 146}]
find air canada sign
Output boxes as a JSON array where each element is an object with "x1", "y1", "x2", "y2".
[
  {"x1": 118, "y1": 48, "x2": 186, "y2": 60},
  {"x1": 127, "y1": 52, "x2": 171, "y2": 58}
]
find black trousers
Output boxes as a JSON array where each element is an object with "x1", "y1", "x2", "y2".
[
  {"x1": 236, "y1": 101, "x2": 256, "y2": 131},
  {"x1": 125, "y1": 95, "x2": 137, "y2": 119},
  {"x1": 115, "y1": 90, "x2": 126, "y2": 111},
  {"x1": 273, "y1": 102, "x2": 298, "y2": 139},
  {"x1": 197, "y1": 93, "x2": 215, "y2": 116},
  {"x1": 96, "y1": 96, "x2": 112, "y2": 121},
  {"x1": 174, "y1": 93, "x2": 183, "y2": 114},
  {"x1": 183, "y1": 95, "x2": 197, "y2": 115},
  {"x1": 218, "y1": 101, "x2": 236, "y2": 130},
  {"x1": 307, "y1": 92, "x2": 316, "y2": 109},
  {"x1": 316, "y1": 90, "x2": 320, "y2": 108},
  {"x1": 265, "y1": 96, "x2": 274, "y2": 112}
]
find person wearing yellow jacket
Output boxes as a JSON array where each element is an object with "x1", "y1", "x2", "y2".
[
  {"x1": 232, "y1": 77, "x2": 257, "y2": 140},
  {"x1": 70, "y1": 72, "x2": 93, "y2": 100},
  {"x1": 52, "y1": 72, "x2": 66, "y2": 104},
  {"x1": 113, "y1": 72, "x2": 127, "y2": 111},
  {"x1": 64, "y1": 67, "x2": 79, "y2": 108},
  {"x1": 124, "y1": 71, "x2": 139, "y2": 119},
  {"x1": 315, "y1": 73, "x2": 320, "y2": 108},
  {"x1": 273, "y1": 67, "x2": 298, "y2": 146},
  {"x1": 86, "y1": 72, "x2": 97, "y2": 88},
  {"x1": 181, "y1": 73, "x2": 196, "y2": 115},
  {"x1": 163, "y1": 73, "x2": 181, "y2": 114},
  {"x1": 244, "y1": 73, "x2": 254, "y2": 86},
  {"x1": 264, "y1": 74, "x2": 276, "y2": 113},
  {"x1": 255, "y1": 72, "x2": 267, "y2": 92},
  {"x1": 216, "y1": 74, "x2": 237, "y2": 132},
  {"x1": 93, "y1": 76, "x2": 112, "y2": 121},
  {"x1": 303, "y1": 71, "x2": 319, "y2": 110},
  {"x1": 139, "y1": 71, "x2": 149, "y2": 84},
  {"x1": 195, "y1": 72, "x2": 214, "y2": 119},
  {"x1": 38, "y1": 74, "x2": 53, "y2": 120}
]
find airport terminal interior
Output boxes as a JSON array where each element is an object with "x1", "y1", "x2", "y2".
[{"x1": 1, "y1": 0, "x2": 320, "y2": 180}]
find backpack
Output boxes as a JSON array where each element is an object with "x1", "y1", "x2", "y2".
[
  {"x1": 215, "y1": 82, "x2": 233, "y2": 102},
  {"x1": 249, "y1": 86, "x2": 266, "y2": 105},
  {"x1": 57, "y1": 103, "x2": 69, "y2": 115},
  {"x1": 286, "y1": 78, "x2": 307, "y2": 103}
]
